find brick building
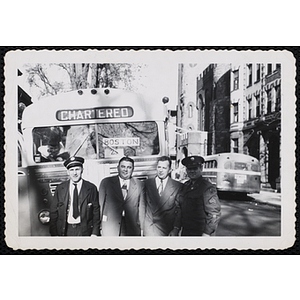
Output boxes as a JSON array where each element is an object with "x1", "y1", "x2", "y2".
[
  {"x1": 177, "y1": 62, "x2": 281, "y2": 190},
  {"x1": 176, "y1": 63, "x2": 231, "y2": 162},
  {"x1": 176, "y1": 64, "x2": 208, "y2": 164},
  {"x1": 197, "y1": 64, "x2": 231, "y2": 155},
  {"x1": 230, "y1": 63, "x2": 281, "y2": 190}
]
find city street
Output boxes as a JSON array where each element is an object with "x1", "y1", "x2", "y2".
[{"x1": 216, "y1": 191, "x2": 281, "y2": 236}]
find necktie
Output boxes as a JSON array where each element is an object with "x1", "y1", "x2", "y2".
[
  {"x1": 158, "y1": 179, "x2": 163, "y2": 196},
  {"x1": 73, "y1": 183, "x2": 79, "y2": 219},
  {"x1": 121, "y1": 182, "x2": 127, "y2": 199}
]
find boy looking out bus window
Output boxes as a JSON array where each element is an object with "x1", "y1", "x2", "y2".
[
  {"x1": 36, "y1": 126, "x2": 70, "y2": 162},
  {"x1": 38, "y1": 141, "x2": 69, "y2": 162}
]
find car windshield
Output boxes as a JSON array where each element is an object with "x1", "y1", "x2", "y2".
[{"x1": 32, "y1": 122, "x2": 159, "y2": 163}]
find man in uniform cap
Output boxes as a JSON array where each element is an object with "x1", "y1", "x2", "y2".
[
  {"x1": 170, "y1": 155, "x2": 221, "y2": 236},
  {"x1": 49, "y1": 156, "x2": 100, "y2": 236}
]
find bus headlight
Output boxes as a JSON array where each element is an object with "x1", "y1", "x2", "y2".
[
  {"x1": 38, "y1": 210, "x2": 50, "y2": 225},
  {"x1": 221, "y1": 173, "x2": 231, "y2": 187},
  {"x1": 41, "y1": 188, "x2": 48, "y2": 196},
  {"x1": 221, "y1": 180, "x2": 231, "y2": 187}
]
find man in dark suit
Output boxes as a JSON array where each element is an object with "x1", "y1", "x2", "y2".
[
  {"x1": 99, "y1": 156, "x2": 144, "y2": 236},
  {"x1": 142, "y1": 156, "x2": 183, "y2": 236},
  {"x1": 49, "y1": 156, "x2": 100, "y2": 236}
]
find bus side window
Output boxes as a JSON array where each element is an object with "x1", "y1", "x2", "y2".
[
  {"x1": 206, "y1": 160, "x2": 217, "y2": 169},
  {"x1": 18, "y1": 146, "x2": 22, "y2": 167},
  {"x1": 212, "y1": 160, "x2": 217, "y2": 168}
]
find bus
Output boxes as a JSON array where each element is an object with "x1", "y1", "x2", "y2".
[
  {"x1": 18, "y1": 88, "x2": 171, "y2": 236},
  {"x1": 202, "y1": 153, "x2": 261, "y2": 195}
]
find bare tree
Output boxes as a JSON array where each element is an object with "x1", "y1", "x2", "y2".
[
  {"x1": 25, "y1": 63, "x2": 144, "y2": 99},
  {"x1": 26, "y1": 64, "x2": 64, "y2": 97},
  {"x1": 57, "y1": 63, "x2": 90, "y2": 90},
  {"x1": 89, "y1": 63, "x2": 137, "y2": 90}
]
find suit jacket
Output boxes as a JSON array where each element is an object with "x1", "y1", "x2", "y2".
[
  {"x1": 99, "y1": 175, "x2": 144, "y2": 236},
  {"x1": 49, "y1": 179, "x2": 100, "y2": 236},
  {"x1": 143, "y1": 177, "x2": 182, "y2": 236}
]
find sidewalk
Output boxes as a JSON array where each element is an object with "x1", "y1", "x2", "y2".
[{"x1": 249, "y1": 190, "x2": 281, "y2": 207}]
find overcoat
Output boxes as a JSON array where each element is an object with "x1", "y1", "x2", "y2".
[
  {"x1": 49, "y1": 179, "x2": 100, "y2": 236},
  {"x1": 143, "y1": 177, "x2": 182, "y2": 236},
  {"x1": 174, "y1": 177, "x2": 221, "y2": 236},
  {"x1": 99, "y1": 175, "x2": 144, "y2": 236}
]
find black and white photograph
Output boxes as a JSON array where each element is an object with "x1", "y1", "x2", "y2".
[{"x1": 4, "y1": 49, "x2": 296, "y2": 250}]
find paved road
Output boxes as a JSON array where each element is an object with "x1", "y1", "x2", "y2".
[{"x1": 216, "y1": 193, "x2": 281, "y2": 236}]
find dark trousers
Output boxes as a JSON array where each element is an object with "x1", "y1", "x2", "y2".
[
  {"x1": 119, "y1": 217, "x2": 141, "y2": 236},
  {"x1": 119, "y1": 216, "x2": 126, "y2": 236},
  {"x1": 66, "y1": 223, "x2": 82, "y2": 236}
]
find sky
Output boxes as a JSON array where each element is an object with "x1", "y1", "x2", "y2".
[{"x1": 18, "y1": 62, "x2": 181, "y2": 110}]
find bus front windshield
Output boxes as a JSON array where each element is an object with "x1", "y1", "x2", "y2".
[{"x1": 32, "y1": 122, "x2": 159, "y2": 163}]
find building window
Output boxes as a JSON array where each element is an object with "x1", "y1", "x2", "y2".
[
  {"x1": 197, "y1": 94, "x2": 204, "y2": 109},
  {"x1": 247, "y1": 98, "x2": 252, "y2": 119},
  {"x1": 233, "y1": 103, "x2": 238, "y2": 122},
  {"x1": 255, "y1": 94, "x2": 260, "y2": 117},
  {"x1": 256, "y1": 64, "x2": 260, "y2": 82},
  {"x1": 276, "y1": 64, "x2": 281, "y2": 71},
  {"x1": 188, "y1": 103, "x2": 193, "y2": 118},
  {"x1": 233, "y1": 70, "x2": 239, "y2": 90},
  {"x1": 267, "y1": 89, "x2": 272, "y2": 114},
  {"x1": 232, "y1": 138, "x2": 239, "y2": 153},
  {"x1": 248, "y1": 64, "x2": 252, "y2": 86},
  {"x1": 275, "y1": 85, "x2": 281, "y2": 111},
  {"x1": 267, "y1": 63, "x2": 272, "y2": 75}
]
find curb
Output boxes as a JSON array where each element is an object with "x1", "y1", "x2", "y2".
[{"x1": 251, "y1": 198, "x2": 281, "y2": 208}]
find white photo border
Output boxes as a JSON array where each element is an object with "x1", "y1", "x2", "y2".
[{"x1": 3, "y1": 48, "x2": 297, "y2": 251}]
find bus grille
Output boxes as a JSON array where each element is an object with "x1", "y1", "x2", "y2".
[{"x1": 49, "y1": 182, "x2": 62, "y2": 197}]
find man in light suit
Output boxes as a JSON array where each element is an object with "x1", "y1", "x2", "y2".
[
  {"x1": 49, "y1": 156, "x2": 100, "y2": 236},
  {"x1": 142, "y1": 156, "x2": 183, "y2": 236},
  {"x1": 99, "y1": 156, "x2": 144, "y2": 236}
]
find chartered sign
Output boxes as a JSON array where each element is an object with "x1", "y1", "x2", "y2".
[{"x1": 56, "y1": 106, "x2": 134, "y2": 121}]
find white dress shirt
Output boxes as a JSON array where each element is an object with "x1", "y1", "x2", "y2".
[
  {"x1": 155, "y1": 176, "x2": 169, "y2": 194},
  {"x1": 119, "y1": 177, "x2": 130, "y2": 200},
  {"x1": 67, "y1": 179, "x2": 83, "y2": 224},
  {"x1": 119, "y1": 177, "x2": 130, "y2": 190}
]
